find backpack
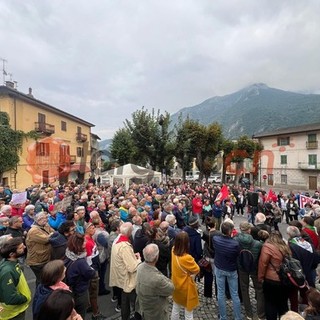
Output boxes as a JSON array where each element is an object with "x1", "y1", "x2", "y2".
[
  {"x1": 239, "y1": 246, "x2": 255, "y2": 273},
  {"x1": 271, "y1": 256, "x2": 306, "y2": 288}
]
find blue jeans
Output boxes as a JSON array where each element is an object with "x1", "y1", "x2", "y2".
[{"x1": 215, "y1": 267, "x2": 242, "y2": 320}]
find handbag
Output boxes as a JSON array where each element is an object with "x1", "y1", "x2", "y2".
[
  {"x1": 198, "y1": 230, "x2": 213, "y2": 272},
  {"x1": 198, "y1": 256, "x2": 212, "y2": 272}
]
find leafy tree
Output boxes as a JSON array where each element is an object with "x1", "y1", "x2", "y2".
[
  {"x1": 110, "y1": 128, "x2": 139, "y2": 166},
  {"x1": 125, "y1": 108, "x2": 174, "y2": 172},
  {"x1": 224, "y1": 135, "x2": 263, "y2": 184},
  {"x1": 182, "y1": 120, "x2": 223, "y2": 181},
  {"x1": 0, "y1": 112, "x2": 26, "y2": 180},
  {"x1": 173, "y1": 115, "x2": 195, "y2": 180}
]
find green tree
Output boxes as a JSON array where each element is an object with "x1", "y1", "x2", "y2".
[
  {"x1": 110, "y1": 128, "x2": 138, "y2": 166},
  {"x1": 125, "y1": 108, "x2": 174, "y2": 172},
  {"x1": 183, "y1": 120, "x2": 223, "y2": 181},
  {"x1": 0, "y1": 112, "x2": 25, "y2": 180},
  {"x1": 173, "y1": 115, "x2": 195, "y2": 180}
]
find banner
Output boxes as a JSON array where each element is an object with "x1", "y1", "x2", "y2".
[
  {"x1": 11, "y1": 191, "x2": 27, "y2": 205},
  {"x1": 299, "y1": 194, "x2": 317, "y2": 208}
]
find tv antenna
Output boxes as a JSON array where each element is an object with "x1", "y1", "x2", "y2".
[{"x1": 0, "y1": 58, "x2": 8, "y2": 85}]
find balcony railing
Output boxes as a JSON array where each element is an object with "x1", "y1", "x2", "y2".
[
  {"x1": 34, "y1": 122, "x2": 55, "y2": 135},
  {"x1": 70, "y1": 155, "x2": 76, "y2": 163},
  {"x1": 76, "y1": 132, "x2": 87, "y2": 142},
  {"x1": 306, "y1": 141, "x2": 318, "y2": 149},
  {"x1": 298, "y1": 162, "x2": 320, "y2": 170}
]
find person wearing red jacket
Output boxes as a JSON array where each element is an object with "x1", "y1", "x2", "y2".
[{"x1": 192, "y1": 193, "x2": 203, "y2": 223}]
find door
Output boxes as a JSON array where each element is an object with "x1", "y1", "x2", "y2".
[
  {"x1": 42, "y1": 170, "x2": 49, "y2": 185},
  {"x1": 267, "y1": 174, "x2": 274, "y2": 186},
  {"x1": 309, "y1": 176, "x2": 317, "y2": 190}
]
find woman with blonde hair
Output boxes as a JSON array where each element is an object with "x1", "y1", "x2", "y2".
[
  {"x1": 171, "y1": 231, "x2": 200, "y2": 320},
  {"x1": 258, "y1": 230, "x2": 291, "y2": 320}
]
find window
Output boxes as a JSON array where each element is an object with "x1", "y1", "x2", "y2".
[
  {"x1": 36, "y1": 143, "x2": 49, "y2": 156},
  {"x1": 38, "y1": 113, "x2": 46, "y2": 123},
  {"x1": 280, "y1": 155, "x2": 287, "y2": 165},
  {"x1": 277, "y1": 137, "x2": 290, "y2": 146},
  {"x1": 308, "y1": 134, "x2": 317, "y2": 142},
  {"x1": 77, "y1": 147, "x2": 84, "y2": 157},
  {"x1": 61, "y1": 121, "x2": 67, "y2": 131},
  {"x1": 309, "y1": 154, "x2": 317, "y2": 165},
  {"x1": 77, "y1": 126, "x2": 82, "y2": 133},
  {"x1": 281, "y1": 175, "x2": 287, "y2": 184}
]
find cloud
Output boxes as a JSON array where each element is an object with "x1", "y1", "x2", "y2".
[{"x1": 0, "y1": 0, "x2": 320, "y2": 139}]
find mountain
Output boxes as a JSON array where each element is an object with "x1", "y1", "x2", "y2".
[
  {"x1": 99, "y1": 139, "x2": 113, "y2": 160},
  {"x1": 170, "y1": 83, "x2": 320, "y2": 139}
]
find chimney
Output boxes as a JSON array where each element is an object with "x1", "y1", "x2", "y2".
[{"x1": 27, "y1": 87, "x2": 34, "y2": 98}]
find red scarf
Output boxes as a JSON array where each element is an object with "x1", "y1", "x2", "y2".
[{"x1": 116, "y1": 235, "x2": 130, "y2": 244}]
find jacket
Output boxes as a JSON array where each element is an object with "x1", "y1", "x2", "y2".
[
  {"x1": 183, "y1": 226, "x2": 202, "y2": 262},
  {"x1": 212, "y1": 234, "x2": 240, "y2": 272},
  {"x1": 109, "y1": 237, "x2": 141, "y2": 293},
  {"x1": 234, "y1": 232, "x2": 262, "y2": 273},
  {"x1": 0, "y1": 260, "x2": 31, "y2": 319},
  {"x1": 64, "y1": 248, "x2": 96, "y2": 294},
  {"x1": 26, "y1": 224, "x2": 53, "y2": 266},
  {"x1": 49, "y1": 231, "x2": 68, "y2": 260},
  {"x1": 258, "y1": 242, "x2": 284, "y2": 282},
  {"x1": 192, "y1": 198, "x2": 202, "y2": 214},
  {"x1": 32, "y1": 284, "x2": 52, "y2": 320},
  {"x1": 136, "y1": 262, "x2": 174, "y2": 320},
  {"x1": 171, "y1": 251, "x2": 200, "y2": 311},
  {"x1": 212, "y1": 204, "x2": 223, "y2": 218}
]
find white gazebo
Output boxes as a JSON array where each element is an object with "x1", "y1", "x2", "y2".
[{"x1": 100, "y1": 163, "x2": 162, "y2": 189}]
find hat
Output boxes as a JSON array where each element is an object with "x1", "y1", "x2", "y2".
[
  {"x1": 240, "y1": 222, "x2": 252, "y2": 232},
  {"x1": 188, "y1": 216, "x2": 198, "y2": 227}
]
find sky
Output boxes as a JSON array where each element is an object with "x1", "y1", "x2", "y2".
[{"x1": 1, "y1": 0, "x2": 320, "y2": 140}]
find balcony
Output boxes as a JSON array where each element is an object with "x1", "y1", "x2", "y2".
[
  {"x1": 76, "y1": 132, "x2": 87, "y2": 142},
  {"x1": 70, "y1": 155, "x2": 76, "y2": 164},
  {"x1": 35, "y1": 122, "x2": 55, "y2": 135},
  {"x1": 306, "y1": 141, "x2": 318, "y2": 149},
  {"x1": 298, "y1": 162, "x2": 320, "y2": 170}
]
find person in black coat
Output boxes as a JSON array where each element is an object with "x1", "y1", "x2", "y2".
[{"x1": 183, "y1": 216, "x2": 202, "y2": 263}]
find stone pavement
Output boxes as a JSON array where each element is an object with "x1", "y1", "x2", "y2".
[{"x1": 105, "y1": 276, "x2": 258, "y2": 320}]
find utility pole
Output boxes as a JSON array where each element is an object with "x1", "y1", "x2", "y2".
[{"x1": 0, "y1": 58, "x2": 8, "y2": 84}]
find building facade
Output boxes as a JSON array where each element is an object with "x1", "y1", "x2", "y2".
[
  {"x1": 0, "y1": 82, "x2": 95, "y2": 190},
  {"x1": 253, "y1": 122, "x2": 320, "y2": 191}
]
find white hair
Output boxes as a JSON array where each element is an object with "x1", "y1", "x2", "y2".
[
  {"x1": 143, "y1": 243, "x2": 159, "y2": 263},
  {"x1": 255, "y1": 212, "x2": 266, "y2": 224},
  {"x1": 120, "y1": 222, "x2": 133, "y2": 236}
]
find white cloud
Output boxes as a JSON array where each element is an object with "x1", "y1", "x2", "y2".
[{"x1": 0, "y1": 0, "x2": 320, "y2": 139}]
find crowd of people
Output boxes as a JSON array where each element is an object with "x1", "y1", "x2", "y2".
[{"x1": 1, "y1": 181, "x2": 320, "y2": 320}]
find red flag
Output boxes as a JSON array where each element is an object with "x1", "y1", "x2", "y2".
[
  {"x1": 266, "y1": 189, "x2": 277, "y2": 202},
  {"x1": 216, "y1": 185, "x2": 229, "y2": 202}
]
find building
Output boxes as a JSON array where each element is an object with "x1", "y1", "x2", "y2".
[
  {"x1": 0, "y1": 82, "x2": 95, "y2": 190},
  {"x1": 253, "y1": 122, "x2": 320, "y2": 191}
]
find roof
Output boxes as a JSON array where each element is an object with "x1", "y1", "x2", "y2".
[
  {"x1": 0, "y1": 85, "x2": 94, "y2": 127},
  {"x1": 253, "y1": 122, "x2": 320, "y2": 138}
]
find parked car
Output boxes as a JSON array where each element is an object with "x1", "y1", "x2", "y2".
[{"x1": 206, "y1": 175, "x2": 221, "y2": 183}]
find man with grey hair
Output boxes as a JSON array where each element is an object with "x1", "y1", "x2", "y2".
[
  {"x1": 136, "y1": 244, "x2": 174, "y2": 320},
  {"x1": 165, "y1": 215, "x2": 181, "y2": 243},
  {"x1": 22, "y1": 204, "x2": 35, "y2": 231},
  {"x1": 0, "y1": 204, "x2": 12, "y2": 219},
  {"x1": 251, "y1": 212, "x2": 271, "y2": 240},
  {"x1": 287, "y1": 225, "x2": 320, "y2": 293},
  {"x1": 109, "y1": 222, "x2": 141, "y2": 319},
  {"x1": 26, "y1": 212, "x2": 54, "y2": 286}
]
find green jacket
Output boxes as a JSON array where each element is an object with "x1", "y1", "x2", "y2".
[
  {"x1": 0, "y1": 260, "x2": 31, "y2": 319},
  {"x1": 234, "y1": 232, "x2": 262, "y2": 273}
]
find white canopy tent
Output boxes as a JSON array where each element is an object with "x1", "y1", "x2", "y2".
[{"x1": 100, "y1": 163, "x2": 162, "y2": 189}]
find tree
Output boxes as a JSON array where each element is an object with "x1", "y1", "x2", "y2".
[
  {"x1": 0, "y1": 112, "x2": 26, "y2": 180},
  {"x1": 224, "y1": 135, "x2": 263, "y2": 185},
  {"x1": 125, "y1": 108, "x2": 174, "y2": 172},
  {"x1": 176, "y1": 118, "x2": 222, "y2": 180},
  {"x1": 173, "y1": 115, "x2": 195, "y2": 180},
  {"x1": 110, "y1": 128, "x2": 139, "y2": 166}
]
